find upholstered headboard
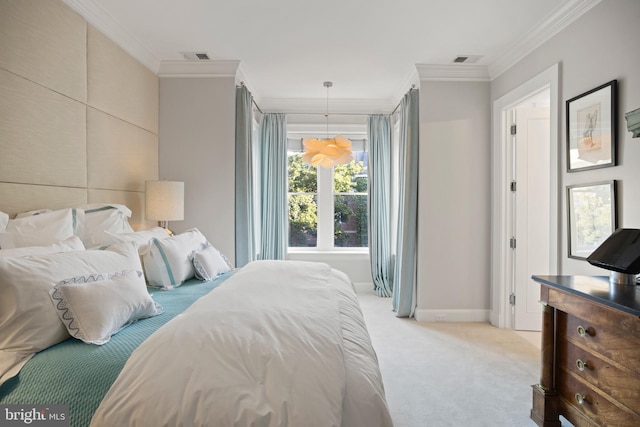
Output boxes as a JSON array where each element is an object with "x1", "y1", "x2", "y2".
[{"x1": 0, "y1": 0, "x2": 158, "y2": 230}]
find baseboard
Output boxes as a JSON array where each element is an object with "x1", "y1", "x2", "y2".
[{"x1": 414, "y1": 309, "x2": 490, "y2": 323}]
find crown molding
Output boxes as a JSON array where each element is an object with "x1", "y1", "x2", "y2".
[
  {"x1": 258, "y1": 97, "x2": 394, "y2": 115},
  {"x1": 488, "y1": 0, "x2": 601, "y2": 79},
  {"x1": 62, "y1": 0, "x2": 160, "y2": 73},
  {"x1": 157, "y1": 60, "x2": 240, "y2": 78},
  {"x1": 390, "y1": 66, "x2": 420, "y2": 106},
  {"x1": 235, "y1": 63, "x2": 259, "y2": 100},
  {"x1": 416, "y1": 64, "x2": 491, "y2": 82}
]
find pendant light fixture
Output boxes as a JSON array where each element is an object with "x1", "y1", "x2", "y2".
[{"x1": 302, "y1": 81, "x2": 353, "y2": 168}]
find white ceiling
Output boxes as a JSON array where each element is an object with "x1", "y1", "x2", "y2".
[{"x1": 62, "y1": 0, "x2": 599, "y2": 113}]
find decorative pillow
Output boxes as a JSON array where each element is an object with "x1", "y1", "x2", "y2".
[
  {"x1": 105, "y1": 227, "x2": 170, "y2": 254},
  {"x1": 49, "y1": 270, "x2": 162, "y2": 345},
  {"x1": 190, "y1": 243, "x2": 232, "y2": 281},
  {"x1": 0, "y1": 241, "x2": 141, "y2": 386},
  {"x1": 0, "y1": 236, "x2": 85, "y2": 259},
  {"x1": 142, "y1": 228, "x2": 208, "y2": 289},
  {"x1": 0, "y1": 208, "x2": 80, "y2": 249},
  {"x1": 79, "y1": 204, "x2": 134, "y2": 248},
  {"x1": 0, "y1": 211, "x2": 8, "y2": 232}
]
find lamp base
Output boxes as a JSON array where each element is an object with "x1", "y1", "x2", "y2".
[
  {"x1": 158, "y1": 221, "x2": 174, "y2": 236},
  {"x1": 609, "y1": 271, "x2": 637, "y2": 285}
]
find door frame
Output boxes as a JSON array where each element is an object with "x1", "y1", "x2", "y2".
[{"x1": 490, "y1": 63, "x2": 560, "y2": 329}]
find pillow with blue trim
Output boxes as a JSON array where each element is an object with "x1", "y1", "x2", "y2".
[
  {"x1": 142, "y1": 228, "x2": 207, "y2": 289},
  {"x1": 79, "y1": 204, "x2": 134, "y2": 248},
  {"x1": 190, "y1": 242, "x2": 232, "y2": 282},
  {"x1": 0, "y1": 208, "x2": 81, "y2": 249},
  {"x1": 49, "y1": 270, "x2": 162, "y2": 345}
]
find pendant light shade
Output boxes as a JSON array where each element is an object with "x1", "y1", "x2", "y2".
[{"x1": 303, "y1": 82, "x2": 353, "y2": 168}]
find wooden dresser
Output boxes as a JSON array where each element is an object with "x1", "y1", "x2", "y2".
[{"x1": 530, "y1": 276, "x2": 640, "y2": 426}]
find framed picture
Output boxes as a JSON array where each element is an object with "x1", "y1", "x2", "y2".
[
  {"x1": 566, "y1": 80, "x2": 617, "y2": 172},
  {"x1": 567, "y1": 181, "x2": 617, "y2": 259}
]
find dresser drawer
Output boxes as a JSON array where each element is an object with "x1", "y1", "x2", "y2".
[
  {"x1": 557, "y1": 338, "x2": 640, "y2": 414},
  {"x1": 556, "y1": 368, "x2": 640, "y2": 427},
  {"x1": 557, "y1": 310, "x2": 640, "y2": 373}
]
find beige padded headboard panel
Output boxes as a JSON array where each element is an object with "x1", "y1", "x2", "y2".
[
  {"x1": 87, "y1": 27, "x2": 159, "y2": 134},
  {"x1": 0, "y1": 0, "x2": 87, "y2": 102},
  {"x1": 87, "y1": 107, "x2": 158, "y2": 193},
  {"x1": 0, "y1": 0, "x2": 158, "y2": 229},
  {"x1": 0, "y1": 68, "x2": 87, "y2": 187}
]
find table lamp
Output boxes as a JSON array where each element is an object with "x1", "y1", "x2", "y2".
[
  {"x1": 587, "y1": 228, "x2": 640, "y2": 285},
  {"x1": 145, "y1": 180, "x2": 184, "y2": 235}
]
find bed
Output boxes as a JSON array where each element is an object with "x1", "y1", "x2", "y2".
[{"x1": 0, "y1": 207, "x2": 393, "y2": 427}]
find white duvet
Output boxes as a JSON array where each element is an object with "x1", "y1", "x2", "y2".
[{"x1": 91, "y1": 260, "x2": 393, "y2": 427}]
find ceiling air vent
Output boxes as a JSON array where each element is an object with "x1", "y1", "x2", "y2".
[
  {"x1": 181, "y1": 52, "x2": 210, "y2": 61},
  {"x1": 452, "y1": 55, "x2": 483, "y2": 64}
]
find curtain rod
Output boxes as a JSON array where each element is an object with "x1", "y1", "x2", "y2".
[
  {"x1": 237, "y1": 82, "x2": 264, "y2": 114},
  {"x1": 237, "y1": 82, "x2": 416, "y2": 117}
]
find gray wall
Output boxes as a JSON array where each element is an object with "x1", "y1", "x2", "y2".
[
  {"x1": 492, "y1": 0, "x2": 640, "y2": 276},
  {"x1": 159, "y1": 77, "x2": 237, "y2": 264},
  {"x1": 416, "y1": 81, "x2": 491, "y2": 321}
]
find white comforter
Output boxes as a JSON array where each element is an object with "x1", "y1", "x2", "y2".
[{"x1": 91, "y1": 260, "x2": 393, "y2": 427}]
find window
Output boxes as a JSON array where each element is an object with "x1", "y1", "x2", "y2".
[{"x1": 288, "y1": 138, "x2": 368, "y2": 250}]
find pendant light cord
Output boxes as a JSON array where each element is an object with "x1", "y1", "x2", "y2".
[{"x1": 324, "y1": 81, "x2": 332, "y2": 139}]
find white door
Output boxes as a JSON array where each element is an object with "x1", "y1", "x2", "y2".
[
  {"x1": 512, "y1": 101, "x2": 550, "y2": 331},
  {"x1": 491, "y1": 63, "x2": 558, "y2": 331}
]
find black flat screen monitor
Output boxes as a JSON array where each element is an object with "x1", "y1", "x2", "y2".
[{"x1": 587, "y1": 228, "x2": 640, "y2": 274}]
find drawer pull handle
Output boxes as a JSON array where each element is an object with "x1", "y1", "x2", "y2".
[
  {"x1": 575, "y1": 393, "x2": 588, "y2": 405},
  {"x1": 576, "y1": 359, "x2": 589, "y2": 371},
  {"x1": 577, "y1": 325, "x2": 594, "y2": 337}
]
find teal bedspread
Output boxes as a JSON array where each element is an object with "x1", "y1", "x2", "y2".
[{"x1": 0, "y1": 274, "x2": 232, "y2": 427}]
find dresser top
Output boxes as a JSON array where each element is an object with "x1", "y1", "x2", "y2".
[{"x1": 532, "y1": 275, "x2": 640, "y2": 317}]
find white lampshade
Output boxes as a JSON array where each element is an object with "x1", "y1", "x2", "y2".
[{"x1": 145, "y1": 180, "x2": 184, "y2": 222}]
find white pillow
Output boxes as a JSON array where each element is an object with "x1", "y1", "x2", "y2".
[
  {"x1": 14, "y1": 208, "x2": 52, "y2": 218},
  {"x1": 0, "y1": 211, "x2": 9, "y2": 231},
  {"x1": 0, "y1": 236, "x2": 85, "y2": 259},
  {"x1": 105, "y1": 227, "x2": 169, "y2": 254},
  {"x1": 105, "y1": 227, "x2": 170, "y2": 284},
  {"x1": 0, "y1": 241, "x2": 141, "y2": 386},
  {"x1": 0, "y1": 208, "x2": 79, "y2": 249},
  {"x1": 190, "y1": 243, "x2": 232, "y2": 281},
  {"x1": 49, "y1": 270, "x2": 162, "y2": 345},
  {"x1": 142, "y1": 228, "x2": 207, "y2": 289},
  {"x1": 80, "y1": 204, "x2": 134, "y2": 248}
]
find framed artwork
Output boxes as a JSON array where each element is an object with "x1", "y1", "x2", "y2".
[
  {"x1": 566, "y1": 80, "x2": 617, "y2": 172},
  {"x1": 567, "y1": 181, "x2": 617, "y2": 260}
]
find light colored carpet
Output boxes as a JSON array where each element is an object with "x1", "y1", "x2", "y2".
[{"x1": 356, "y1": 289, "x2": 546, "y2": 427}]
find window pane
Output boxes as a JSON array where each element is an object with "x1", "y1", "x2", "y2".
[
  {"x1": 288, "y1": 152, "x2": 317, "y2": 247},
  {"x1": 333, "y1": 151, "x2": 368, "y2": 248},
  {"x1": 334, "y1": 194, "x2": 368, "y2": 247},
  {"x1": 288, "y1": 153, "x2": 316, "y2": 193},
  {"x1": 289, "y1": 193, "x2": 317, "y2": 247},
  {"x1": 334, "y1": 153, "x2": 368, "y2": 193}
]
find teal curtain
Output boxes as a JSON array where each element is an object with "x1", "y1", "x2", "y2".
[
  {"x1": 258, "y1": 113, "x2": 288, "y2": 260},
  {"x1": 367, "y1": 115, "x2": 393, "y2": 297},
  {"x1": 392, "y1": 89, "x2": 419, "y2": 317},
  {"x1": 234, "y1": 85, "x2": 256, "y2": 267}
]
